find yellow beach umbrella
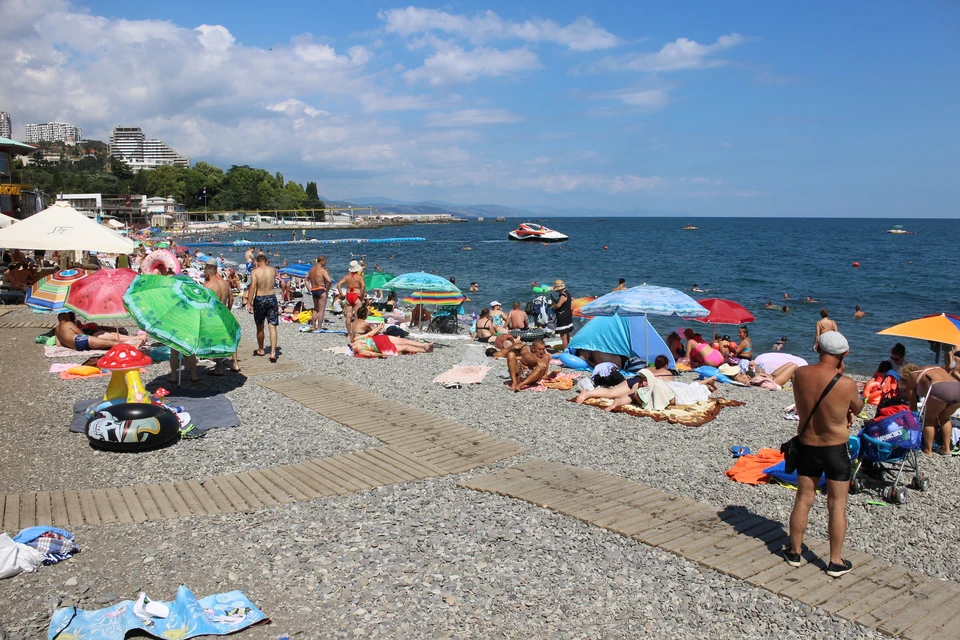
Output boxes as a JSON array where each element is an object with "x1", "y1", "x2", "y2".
[{"x1": 877, "y1": 314, "x2": 960, "y2": 346}]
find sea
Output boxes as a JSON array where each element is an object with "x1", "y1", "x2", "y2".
[{"x1": 185, "y1": 217, "x2": 960, "y2": 375}]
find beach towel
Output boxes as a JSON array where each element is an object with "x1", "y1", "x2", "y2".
[
  {"x1": 49, "y1": 363, "x2": 80, "y2": 373},
  {"x1": 44, "y1": 345, "x2": 108, "y2": 358},
  {"x1": 725, "y1": 448, "x2": 785, "y2": 485},
  {"x1": 433, "y1": 365, "x2": 492, "y2": 386},
  {"x1": 70, "y1": 394, "x2": 239, "y2": 434},
  {"x1": 513, "y1": 371, "x2": 580, "y2": 392},
  {"x1": 577, "y1": 396, "x2": 745, "y2": 427},
  {"x1": 48, "y1": 585, "x2": 268, "y2": 640}
]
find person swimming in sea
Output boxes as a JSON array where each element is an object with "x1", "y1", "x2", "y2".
[
  {"x1": 773, "y1": 336, "x2": 788, "y2": 351},
  {"x1": 692, "y1": 284, "x2": 706, "y2": 293},
  {"x1": 765, "y1": 301, "x2": 778, "y2": 309}
]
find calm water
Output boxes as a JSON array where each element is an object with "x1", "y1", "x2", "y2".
[{"x1": 194, "y1": 217, "x2": 960, "y2": 374}]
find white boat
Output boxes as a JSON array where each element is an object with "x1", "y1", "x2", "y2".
[
  {"x1": 887, "y1": 225, "x2": 909, "y2": 235},
  {"x1": 508, "y1": 222, "x2": 569, "y2": 243}
]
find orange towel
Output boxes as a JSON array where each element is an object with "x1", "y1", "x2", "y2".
[{"x1": 724, "y1": 448, "x2": 785, "y2": 485}]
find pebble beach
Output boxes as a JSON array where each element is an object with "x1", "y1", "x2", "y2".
[{"x1": 0, "y1": 305, "x2": 957, "y2": 639}]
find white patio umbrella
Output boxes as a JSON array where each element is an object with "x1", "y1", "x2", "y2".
[
  {"x1": 0, "y1": 202, "x2": 136, "y2": 253},
  {"x1": 0, "y1": 213, "x2": 16, "y2": 229}
]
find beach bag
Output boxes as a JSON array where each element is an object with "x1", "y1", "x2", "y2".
[
  {"x1": 431, "y1": 315, "x2": 459, "y2": 334},
  {"x1": 530, "y1": 296, "x2": 551, "y2": 327},
  {"x1": 592, "y1": 368, "x2": 626, "y2": 388},
  {"x1": 383, "y1": 325, "x2": 407, "y2": 338},
  {"x1": 781, "y1": 373, "x2": 841, "y2": 473}
]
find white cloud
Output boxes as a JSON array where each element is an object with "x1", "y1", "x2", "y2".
[
  {"x1": 403, "y1": 45, "x2": 540, "y2": 85},
  {"x1": 587, "y1": 33, "x2": 745, "y2": 73},
  {"x1": 512, "y1": 173, "x2": 665, "y2": 193},
  {"x1": 425, "y1": 109, "x2": 523, "y2": 127},
  {"x1": 379, "y1": 7, "x2": 618, "y2": 51}
]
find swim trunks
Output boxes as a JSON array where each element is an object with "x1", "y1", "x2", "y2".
[
  {"x1": 797, "y1": 442, "x2": 851, "y2": 482},
  {"x1": 253, "y1": 295, "x2": 279, "y2": 326},
  {"x1": 311, "y1": 288, "x2": 326, "y2": 301},
  {"x1": 74, "y1": 334, "x2": 90, "y2": 351},
  {"x1": 346, "y1": 292, "x2": 360, "y2": 306}
]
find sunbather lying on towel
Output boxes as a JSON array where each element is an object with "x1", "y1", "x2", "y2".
[
  {"x1": 732, "y1": 362, "x2": 798, "y2": 390},
  {"x1": 576, "y1": 369, "x2": 718, "y2": 412},
  {"x1": 56, "y1": 312, "x2": 145, "y2": 351},
  {"x1": 349, "y1": 335, "x2": 434, "y2": 358}
]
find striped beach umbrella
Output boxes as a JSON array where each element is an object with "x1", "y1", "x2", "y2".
[
  {"x1": 25, "y1": 269, "x2": 92, "y2": 311},
  {"x1": 402, "y1": 291, "x2": 468, "y2": 306},
  {"x1": 383, "y1": 272, "x2": 462, "y2": 294}
]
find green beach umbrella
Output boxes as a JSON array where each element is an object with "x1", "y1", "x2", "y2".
[
  {"x1": 364, "y1": 271, "x2": 395, "y2": 290},
  {"x1": 123, "y1": 274, "x2": 241, "y2": 357}
]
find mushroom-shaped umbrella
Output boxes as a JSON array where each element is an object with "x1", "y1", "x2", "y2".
[{"x1": 97, "y1": 344, "x2": 153, "y2": 403}]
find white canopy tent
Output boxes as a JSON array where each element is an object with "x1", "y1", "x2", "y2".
[
  {"x1": 0, "y1": 202, "x2": 135, "y2": 253},
  {"x1": 0, "y1": 213, "x2": 16, "y2": 229}
]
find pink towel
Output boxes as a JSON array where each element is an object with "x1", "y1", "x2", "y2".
[{"x1": 433, "y1": 365, "x2": 492, "y2": 385}]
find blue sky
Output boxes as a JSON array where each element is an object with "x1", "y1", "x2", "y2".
[{"x1": 2, "y1": 0, "x2": 958, "y2": 215}]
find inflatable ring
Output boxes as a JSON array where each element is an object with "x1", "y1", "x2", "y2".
[
  {"x1": 531, "y1": 285, "x2": 551, "y2": 293},
  {"x1": 140, "y1": 249, "x2": 182, "y2": 275},
  {"x1": 86, "y1": 402, "x2": 180, "y2": 452},
  {"x1": 556, "y1": 352, "x2": 590, "y2": 370},
  {"x1": 518, "y1": 328, "x2": 546, "y2": 342}
]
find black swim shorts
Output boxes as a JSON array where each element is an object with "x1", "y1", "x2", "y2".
[
  {"x1": 253, "y1": 294, "x2": 279, "y2": 326},
  {"x1": 797, "y1": 442, "x2": 851, "y2": 482}
]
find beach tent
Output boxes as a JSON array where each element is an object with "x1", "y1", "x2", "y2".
[
  {"x1": 569, "y1": 313, "x2": 676, "y2": 368},
  {"x1": 0, "y1": 213, "x2": 17, "y2": 229},
  {"x1": 0, "y1": 202, "x2": 135, "y2": 253}
]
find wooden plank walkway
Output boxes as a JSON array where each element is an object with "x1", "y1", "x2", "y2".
[
  {"x1": 235, "y1": 338, "x2": 304, "y2": 376},
  {"x1": 459, "y1": 461, "x2": 960, "y2": 640},
  {"x1": 258, "y1": 374, "x2": 528, "y2": 473}
]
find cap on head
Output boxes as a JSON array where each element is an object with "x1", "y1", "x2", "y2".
[
  {"x1": 818, "y1": 331, "x2": 849, "y2": 356},
  {"x1": 490, "y1": 300, "x2": 500, "y2": 307}
]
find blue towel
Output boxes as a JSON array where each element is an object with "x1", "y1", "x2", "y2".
[{"x1": 48, "y1": 586, "x2": 267, "y2": 640}]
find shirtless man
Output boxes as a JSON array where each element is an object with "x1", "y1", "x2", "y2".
[
  {"x1": 244, "y1": 246, "x2": 256, "y2": 273},
  {"x1": 204, "y1": 264, "x2": 239, "y2": 375},
  {"x1": 336, "y1": 260, "x2": 365, "y2": 342},
  {"x1": 612, "y1": 278, "x2": 627, "y2": 292},
  {"x1": 246, "y1": 254, "x2": 279, "y2": 361},
  {"x1": 786, "y1": 331, "x2": 863, "y2": 579},
  {"x1": 508, "y1": 302, "x2": 528, "y2": 330},
  {"x1": 485, "y1": 332, "x2": 520, "y2": 358},
  {"x1": 55, "y1": 312, "x2": 144, "y2": 351},
  {"x1": 854, "y1": 305, "x2": 866, "y2": 319},
  {"x1": 306, "y1": 256, "x2": 332, "y2": 332},
  {"x1": 813, "y1": 308, "x2": 838, "y2": 351},
  {"x1": 507, "y1": 338, "x2": 551, "y2": 392}
]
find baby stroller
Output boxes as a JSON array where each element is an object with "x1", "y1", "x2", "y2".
[
  {"x1": 526, "y1": 295, "x2": 554, "y2": 329},
  {"x1": 850, "y1": 410, "x2": 928, "y2": 504}
]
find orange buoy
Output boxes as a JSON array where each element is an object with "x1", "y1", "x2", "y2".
[{"x1": 852, "y1": 261, "x2": 860, "y2": 267}]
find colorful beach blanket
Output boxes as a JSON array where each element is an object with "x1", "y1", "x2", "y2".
[
  {"x1": 48, "y1": 585, "x2": 268, "y2": 640},
  {"x1": 576, "y1": 396, "x2": 744, "y2": 427}
]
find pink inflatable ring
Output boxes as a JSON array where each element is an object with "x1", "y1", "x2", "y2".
[{"x1": 140, "y1": 249, "x2": 182, "y2": 275}]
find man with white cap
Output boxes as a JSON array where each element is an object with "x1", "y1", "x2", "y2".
[
  {"x1": 785, "y1": 331, "x2": 863, "y2": 578},
  {"x1": 336, "y1": 260, "x2": 366, "y2": 342}
]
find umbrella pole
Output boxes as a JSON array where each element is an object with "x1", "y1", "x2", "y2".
[{"x1": 644, "y1": 312, "x2": 649, "y2": 363}]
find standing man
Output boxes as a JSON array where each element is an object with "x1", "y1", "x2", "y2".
[
  {"x1": 244, "y1": 246, "x2": 256, "y2": 275},
  {"x1": 336, "y1": 260, "x2": 365, "y2": 342},
  {"x1": 203, "y1": 264, "x2": 240, "y2": 375},
  {"x1": 307, "y1": 256, "x2": 332, "y2": 332},
  {"x1": 786, "y1": 331, "x2": 863, "y2": 578},
  {"x1": 550, "y1": 279, "x2": 573, "y2": 351},
  {"x1": 813, "y1": 308, "x2": 838, "y2": 351},
  {"x1": 246, "y1": 254, "x2": 279, "y2": 362}
]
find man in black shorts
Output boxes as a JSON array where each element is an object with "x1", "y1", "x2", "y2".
[
  {"x1": 246, "y1": 254, "x2": 280, "y2": 361},
  {"x1": 786, "y1": 331, "x2": 863, "y2": 578}
]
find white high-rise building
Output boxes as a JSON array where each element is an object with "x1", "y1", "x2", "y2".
[
  {"x1": 24, "y1": 121, "x2": 82, "y2": 144},
  {"x1": 109, "y1": 126, "x2": 189, "y2": 172},
  {"x1": 0, "y1": 112, "x2": 11, "y2": 139}
]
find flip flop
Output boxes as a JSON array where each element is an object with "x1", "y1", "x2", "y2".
[
  {"x1": 269, "y1": 355, "x2": 278, "y2": 363},
  {"x1": 730, "y1": 446, "x2": 751, "y2": 458},
  {"x1": 252, "y1": 350, "x2": 265, "y2": 357}
]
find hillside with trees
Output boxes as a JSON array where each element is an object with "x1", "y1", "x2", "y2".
[{"x1": 12, "y1": 147, "x2": 325, "y2": 213}]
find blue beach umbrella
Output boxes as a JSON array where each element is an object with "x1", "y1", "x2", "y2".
[
  {"x1": 382, "y1": 272, "x2": 462, "y2": 294},
  {"x1": 580, "y1": 285, "x2": 708, "y2": 363}
]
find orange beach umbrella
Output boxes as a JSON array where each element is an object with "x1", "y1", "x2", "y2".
[{"x1": 878, "y1": 314, "x2": 960, "y2": 346}]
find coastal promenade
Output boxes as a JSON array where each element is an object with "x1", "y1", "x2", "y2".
[{"x1": 1, "y1": 308, "x2": 958, "y2": 638}]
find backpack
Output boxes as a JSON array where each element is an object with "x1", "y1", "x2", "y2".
[{"x1": 530, "y1": 295, "x2": 552, "y2": 327}]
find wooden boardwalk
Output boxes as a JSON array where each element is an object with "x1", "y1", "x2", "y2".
[
  {"x1": 460, "y1": 461, "x2": 960, "y2": 640},
  {"x1": 235, "y1": 339, "x2": 304, "y2": 376},
  {"x1": 3, "y1": 374, "x2": 526, "y2": 529}
]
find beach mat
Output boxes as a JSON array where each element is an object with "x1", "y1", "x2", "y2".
[
  {"x1": 70, "y1": 394, "x2": 240, "y2": 434},
  {"x1": 576, "y1": 396, "x2": 745, "y2": 427},
  {"x1": 48, "y1": 585, "x2": 268, "y2": 640},
  {"x1": 433, "y1": 365, "x2": 492, "y2": 386},
  {"x1": 45, "y1": 345, "x2": 108, "y2": 358}
]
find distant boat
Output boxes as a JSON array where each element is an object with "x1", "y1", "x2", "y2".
[
  {"x1": 597, "y1": 219, "x2": 606, "y2": 222},
  {"x1": 508, "y1": 222, "x2": 568, "y2": 243},
  {"x1": 477, "y1": 217, "x2": 484, "y2": 222},
  {"x1": 887, "y1": 225, "x2": 909, "y2": 235},
  {"x1": 683, "y1": 223, "x2": 699, "y2": 231},
  {"x1": 495, "y1": 216, "x2": 506, "y2": 222}
]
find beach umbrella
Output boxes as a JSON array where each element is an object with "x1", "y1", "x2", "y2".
[
  {"x1": 123, "y1": 274, "x2": 241, "y2": 358},
  {"x1": 382, "y1": 272, "x2": 462, "y2": 294},
  {"x1": 571, "y1": 296, "x2": 597, "y2": 319},
  {"x1": 25, "y1": 268, "x2": 92, "y2": 311},
  {"x1": 688, "y1": 298, "x2": 755, "y2": 325},
  {"x1": 65, "y1": 268, "x2": 137, "y2": 320},
  {"x1": 402, "y1": 291, "x2": 467, "y2": 306},
  {"x1": 0, "y1": 202, "x2": 135, "y2": 253},
  {"x1": 364, "y1": 271, "x2": 396, "y2": 291},
  {"x1": 580, "y1": 285, "x2": 708, "y2": 362},
  {"x1": 878, "y1": 314, "x2": 960, "y2": 346}
]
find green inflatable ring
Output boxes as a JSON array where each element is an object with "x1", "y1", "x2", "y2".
[{"x1": 531, "y1": 285, "x2": 551, "y2": 293}]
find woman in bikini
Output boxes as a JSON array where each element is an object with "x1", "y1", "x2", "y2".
[
  {"x1": 349, "y1": 335, "x2": 435, "y2": 358},
  {"x1": 473, "y1": 308, "x2": 505, "y2": 343},
  {"x1": 684, "y1": 330, "x2": 723, "y2": 367},
  {"x1": 336, "y1": 260, "x2": 366, "y2": 342},
  {"x1": 901, "y1": 364, "x2": 960, "y2": 456}
]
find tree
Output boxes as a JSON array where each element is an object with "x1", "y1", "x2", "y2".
[
  {"x1": 305, "y1": 181, "x2": 324, "y2": 208},
  {"x1": 109, "y1": 155, "x2": 134, "y2": 180}
]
